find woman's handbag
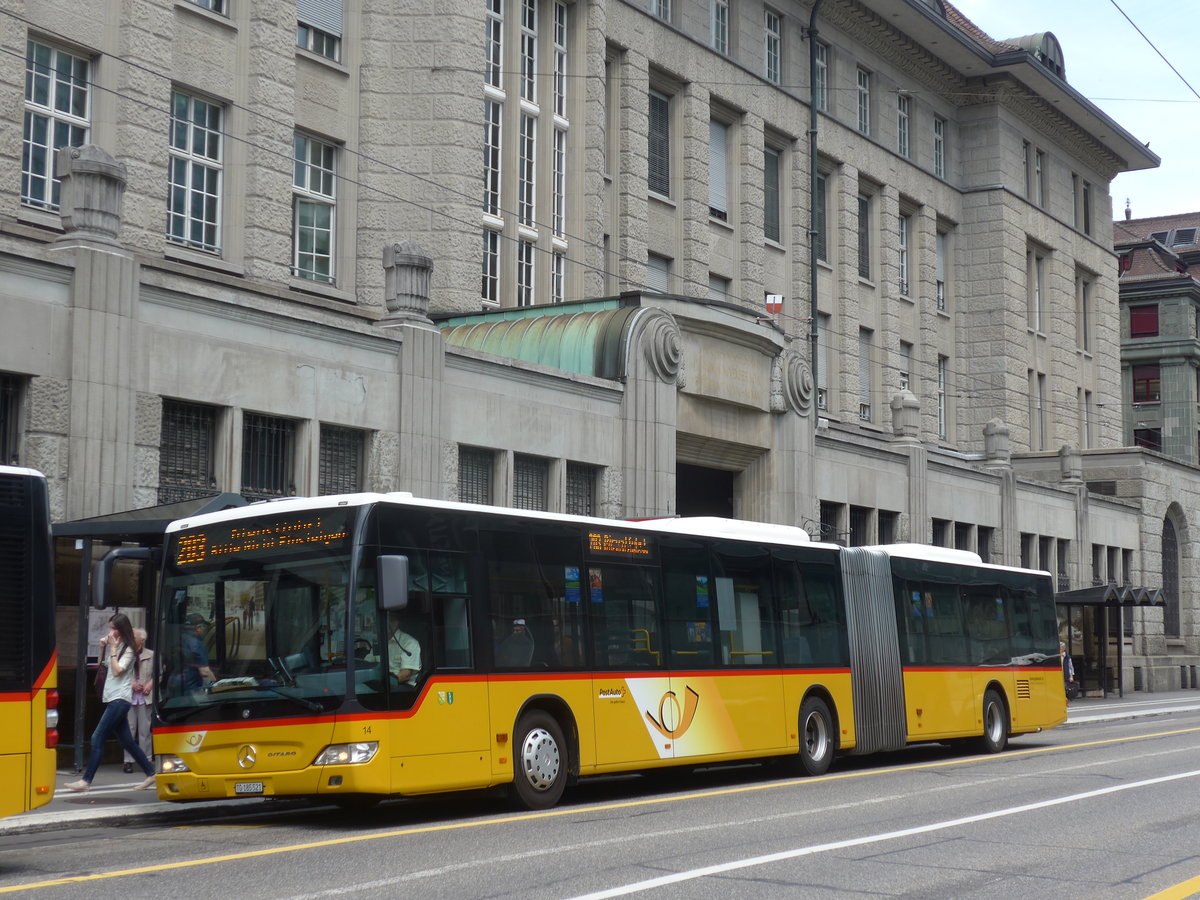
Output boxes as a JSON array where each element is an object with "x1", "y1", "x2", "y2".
[
  {"x1": 94, "y1": 652, "x2": 108, "y2": 699},
  {"x1": 1065, "y1": 680, "x2": 1080, "y2": 700}
]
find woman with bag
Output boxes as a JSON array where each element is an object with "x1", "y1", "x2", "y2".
[{"x1": 64, "y1": 613, "x2": 156, "y2": 792}]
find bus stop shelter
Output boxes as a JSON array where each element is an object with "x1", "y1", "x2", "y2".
[
  {"x1": 52, "y1": 493, "x2": 247, "y2": 771},
  {"x1": 1055, "y1": 584, "x2": 1165, "y2": 698}
]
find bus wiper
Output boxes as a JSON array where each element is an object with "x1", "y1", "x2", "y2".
[{"x1": 209, "y1": 675, "x2": 325, "y2": 712}]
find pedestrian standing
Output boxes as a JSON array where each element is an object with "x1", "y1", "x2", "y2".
[
  {"x1": 123, "y1": 628, "x2": 154, "y2": 774},
  {"x1": 64, "y1": 613, "x2": 156, "y2": 792}
]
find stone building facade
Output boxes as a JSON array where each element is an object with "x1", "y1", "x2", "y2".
[{"x1": 4, "y1": 0, "x2": 1198, "y2": 689}]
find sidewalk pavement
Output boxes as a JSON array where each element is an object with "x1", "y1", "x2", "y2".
[{"x1": 7, "y1": 688, "x2": 1200, "y2": 836}]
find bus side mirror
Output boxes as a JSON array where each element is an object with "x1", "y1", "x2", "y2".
[
  {"x1": 377, "y1": 555, "x2": 410, "y2": 610},
  {"x1": 91, "y1": 547, "x2": 157, "y2": 609}
]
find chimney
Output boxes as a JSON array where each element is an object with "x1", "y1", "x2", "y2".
[{"x1": 1125, "y1": 198, "x2": 1131, "y2": 221}]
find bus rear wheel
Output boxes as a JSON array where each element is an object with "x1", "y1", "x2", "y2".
[
  {"x1": 974, "y1": 689, "x2": 1009, "y2": 754},
  {"x1": 512, "y1": 711, "x2": 567, "y2": 810},
  {"x1": 797, "y1": 696, "x2": 834, "y2": 776}
]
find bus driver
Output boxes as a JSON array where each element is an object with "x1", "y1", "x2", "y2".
[{"x1": 387, "y1": 612, "x2": 421, "y2": 687}]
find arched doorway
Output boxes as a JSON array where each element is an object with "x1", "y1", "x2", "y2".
[{"x1": 1162, "y1": 515, "x2": 1180, "y2": 637}]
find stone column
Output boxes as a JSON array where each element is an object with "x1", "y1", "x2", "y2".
[
  {"x1": 51, "y1": 146, "x2": 140, "y2": 519},
  {"x1": 380, "y1": 242, "x2": 445, "y2": 500}
]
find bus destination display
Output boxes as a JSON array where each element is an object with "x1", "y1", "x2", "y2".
[
  {"x1": 587, "y1": 531, "x2": 653, "y2": 558},
  {"x1": 175, "y1": 515, "x2": 350, "y2": 566}
]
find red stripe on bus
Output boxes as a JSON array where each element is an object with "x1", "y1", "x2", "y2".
[{"x1": 0, "y1": 651, "x2": 58, "y2": 702}]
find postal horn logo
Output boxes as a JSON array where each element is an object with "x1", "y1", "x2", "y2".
[{"x1": 644, "y1": 685, "x2": 700, "y2": 739}]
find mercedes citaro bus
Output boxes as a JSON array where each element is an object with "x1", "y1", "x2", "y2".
[{"x1": 140, "y1": 492, "x2": 1065, "y2": 809}]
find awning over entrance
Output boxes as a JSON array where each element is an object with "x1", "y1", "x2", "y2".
[
  {"x1": 1054, "y1": 584, "x2": 1165, "y2": 607},
  {"x1": 52, "y1": 492, "x2": 247, "y2": 542}
]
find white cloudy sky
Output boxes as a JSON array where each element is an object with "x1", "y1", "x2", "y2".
[{"x1": 954, "y1": 0, "x2": 1200, "y2": 220}]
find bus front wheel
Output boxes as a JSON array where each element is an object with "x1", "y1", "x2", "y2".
[
  {"x1": 974, "y1": 689, "x2": 1009, "y2": 754},
  {"x1": 797, "y1": 696, "x2": 834, "y2": 776},
  {"x1": 512, "y1": 711, "x2": 567, "y2": 810}
]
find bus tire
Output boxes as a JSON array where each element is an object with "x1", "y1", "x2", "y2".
[
  {"x1": 512, "y1": 711, "x2": 567, "y2": 810},
  {"x1": 975, "y1": 689, "x2": 1009, "y2": 754},
  {"x1": 797, "y1": 696, "x2": 834, "y2": 776}
]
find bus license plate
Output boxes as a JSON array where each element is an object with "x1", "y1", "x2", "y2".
[{"x1": 234, "y1": 782, "x2": 264, "y2": 795}]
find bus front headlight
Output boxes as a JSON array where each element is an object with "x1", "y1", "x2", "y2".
[
  {"x1": 160, "y1": 755, "x2": 191, "y2": 774},
  {"x1": 313, "y1": 742, "x2": 379, "y2": 766}
]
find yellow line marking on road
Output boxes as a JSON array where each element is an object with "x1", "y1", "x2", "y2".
[
  {"x1": 4, "y1": 724, "x2": 1199, "y2": 893},
  {"x1": 1141, "y1": 874, "x2": 1200, "y2": 900}
]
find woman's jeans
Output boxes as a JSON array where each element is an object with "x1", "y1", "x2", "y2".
[{"x1": 83, "y1": 698, "x2": 153, "y2": 782}]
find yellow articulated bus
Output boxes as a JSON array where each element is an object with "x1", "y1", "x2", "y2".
[
  {"x1": 146, "y1": 493, "x2": 1065, "y2": 810},
  {"x1": 0, "y1": 466, "x2": 59, "y2": 817}
]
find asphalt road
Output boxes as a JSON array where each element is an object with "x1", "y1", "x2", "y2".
[{"x1": 2, "y1": 701, "x2": 1200, "y2": 899}]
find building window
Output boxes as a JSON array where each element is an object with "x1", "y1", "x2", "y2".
[
  {"x1": 517, "y1": 240, "x2": 535, "y2": 307},
  {"x1": 187, "y1": 0, "x2": 226, "y2": 11},
  {"x1": 483, "y1": 98, "x2": 502, "y2": 217},
  {"x1": 1132, "y1": 365, "x2": 1161, "y2": 404},
  {"x1": 1027, "y1": 248, "x2": 1045, "y2": 332},
  {"x1": 1134, "y1": 428, "x2": 1162, "y2": 452},
  {"x1": 933, "y1": 117, "x2": 945, "y2": 179},
  {"x1": 1034, "y1": 149, "x2": 1046, "y2": 207},
  {"x1": 566, "y1": 462, "x2": 596, "y2": 516},
  {"x1": 518, "y1": 113, "x2": 536, "y2": 227},
  {"x1": 553, "y1": 0, "x2": 567, "y2": 118},
  {"x1": 1130, "y1": 304, "x2": 1159, "y2": 337},
  {"x1": 978, "y1": 527, "x2": 994, "y2": 564},
  {"x1": 763, "y1": 146, "x2": 781, "y2": 243},
  {"x1": 937, "y1": 355, "x2": 948, "y2": 439},
  {"x1": 485, "y1": 0, "x2": 504, "y2": 89},
  {"x1": 0, "y1": 375, "x2": 26, "y2": 466},
  {"x1": 849, "y1": 506, "x2": 871, "y2": 546},
  {"x1": 897, "y1": 93, "x2": 910, "y2": 158},
  {"x1": 296, "y1": 0, "x2": 342, "y2": 63},
  {"x1": 935, "y1": 230, "x2": 947, "y2": 311},
  {"x1": 856, "y1": 68, "x2": 871, "y2": 135},
  {"x1": 709, "y1": 274, "x2": 730, "y2": 302},
  {"x1": 813, "y1": 42, "x2": 828, "y2": 112},
  {"x1": 22, "y1": 40, "x2": 90, "y2": 211},
  {"x1": 458, "y1": 447, "x2": 494, "y2": 504},
  {"x1": 819, "y1": 500, "x2": 843, "y2": 544},
  {"x1": 898, "y1": 341, "x2": 911, "y2": 391},
  {"x1": 1035, "y1": 372, "x2": 1047, "y2": 451},
  {"x1": 159, "y1": 400, "x2": 218, "y2": 504},
  {"x1": 241, "y1": 414, "x2": 295, "y2": 501},
  {"x1": 1076, "y1": 273, "x2": 1092, "y2": 351},
  {"x1": 318, "y1": 424, "x2": 364, "y2": 495},
  {"x1": 167, "y1": 90, "x2": 223, "y2": 253},
  {"x1": 520, "y1": 0, "x2": 537, "y2": 102},
  {"x1": 648, "y1": 90, "x2": 671, "y2": 197},
  {"x1": 652, "y1": 0, "x2": 670, "y2": 22},
  {"x1": 708, "y1": 120, "x2": 728, "y2": 221},
  {"x1": 764, "y1": 10, "x2": 782, "y2": 85},
  {"x1": 293, "y1": 133, "x2": 336, "y2": 284},
  {"x1": 513, "y1": 455, "x2": 548, "y2": 510},
  {"x1": 932, "y1": 518, "x2": 950, "y2": 548},
  {"x1": 1023, "y1": 141, "x2": 1032, "y2": 197},
  {"x1": 858, "y1": 328, "x2": 873, "y2": 422},
  {"x1": 898, "y1": 214, "x2": 911, "y2": 296},
  {"x1": 482, "y1": 229, "x2": 501, "y2": 305},
  {"x1": 646, "y1": 253, "x2": 671, "y2": 293},
  {"x1": 856, "y1": 193, "x2": 871, "y2": 280},
  {"x1": 816, "y1": 313, "x2": 829, "y2": 410},
  {"x1": 711, "y1": 0, "x2": 728, "y2": 55},
  {"x1": 878, "y1": 510, "x2": 898, "y2": 544},
  {"x1": 552, "y1": 251, "x2": 565, "y2": 303},
  {"x1": 814, "y1": 172, "x2": 828, "y2": 262}
]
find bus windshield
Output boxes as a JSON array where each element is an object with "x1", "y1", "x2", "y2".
[{"x1": 157, "y1": 508, "x2": 356, "y2": 724}]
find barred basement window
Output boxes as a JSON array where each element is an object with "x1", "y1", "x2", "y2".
[
  {"x1": 318, "y1": 425, "x2": 364, "y2": 495},
  {"x1": 159, "y1": 400, "x2": 217, "y2": 504},
  {"x1": 0, "y1": 374, "x2": 24, "y2": 466},
  {"x1": 241, "y1": 413, "x2": 295, "y2": 501},
  {"x1": 513, "y1": 454, "x2": 548, "y2": 510},
  {"x1": 458, "y1": 447, "x2": 494, "y2": 504},
  {"x1": 566, "y1": 462, "x2": 596, "y2": 516}
]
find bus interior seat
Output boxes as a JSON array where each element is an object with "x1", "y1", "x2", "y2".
[{"x1": 496, "y1": 627, "x2": 534, "y2": 667}]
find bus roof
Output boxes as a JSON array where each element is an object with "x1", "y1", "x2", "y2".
[{"x1": 0, "y1": 465, "x2": 46, "y2": 479}]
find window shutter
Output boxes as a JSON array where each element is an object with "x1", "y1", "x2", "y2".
[
  {"x1": 297, "y1": 0, "x2": 343, "y2": 36},
  {"x1": 708, "y1": 120, "x2": 728, "y2": 218}
]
